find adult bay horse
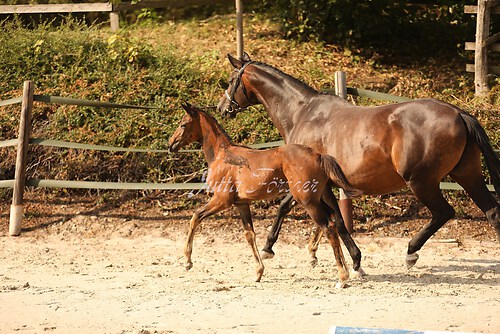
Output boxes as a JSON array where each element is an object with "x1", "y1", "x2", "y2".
[
  {"x1": 168, "y1": 103, "x2": 362, "y2": 287},
  {"x1": 217, "y1": 53, "x2": 500, "y2": 269}
]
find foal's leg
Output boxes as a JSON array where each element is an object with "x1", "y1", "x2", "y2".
[
  {"x1": 261, "y1": 193, "x2": 297, "y2": 259},
  {"x1": 406, "y1": 181, "x2": 455, "y2": 269},
  {"x1": 321, "y1": 189, "x2": 365, "y2": 276},
  {"x1": 235, "y1": 202, "x2": 265, "y2": 282},
  {"x1": 302, "y1": 203, "x2": 349, "y2": 288},
  {"x1": 184, "y1": 197, "x2": 229, "y2": 270},
  {"x1": 307, "y1": 226, "x2": 322, "y2": 267}
]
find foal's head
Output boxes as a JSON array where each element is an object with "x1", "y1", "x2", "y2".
[{"x1": 168, "y1": 103, "x2": 202, "y2": 153}]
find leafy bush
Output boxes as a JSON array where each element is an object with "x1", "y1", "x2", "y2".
[
  {"x1": 0, "y1": 17, "x2": 281, "y2": 189},
  {"x1": 0, "y1": 14, "x2": 496, "y2": 201},
  {"x1": 259, "y1": 1, "x2": 475, "y2": 59}
]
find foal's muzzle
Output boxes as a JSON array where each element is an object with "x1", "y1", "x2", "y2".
[{"x1": 168, "y1": 140, "x2": 181, "y2": 153}]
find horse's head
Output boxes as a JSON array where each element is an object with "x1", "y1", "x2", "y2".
[
  {"x1": 218, "y1": 52, "x2": 258, "y2": 118},
  {"x1": 168, "y1": 103, "x2": 202, "y2": 153}
]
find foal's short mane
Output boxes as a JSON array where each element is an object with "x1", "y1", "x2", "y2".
[
  {"x1": 250, "y1": 61, "x2": 319, "y2": 95},
  {"x1": 199, "y1": 110, "x2": 257, "y2": 151},
  {"x1": 198, "y1": 109, "x2": 237, "y2": 145}
]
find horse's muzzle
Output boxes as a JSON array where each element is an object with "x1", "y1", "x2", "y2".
[{"x1": 223, "y1": 107, "x2": 238, "y2": 118}]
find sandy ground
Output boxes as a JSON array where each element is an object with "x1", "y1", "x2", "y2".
[{"x1": 0, "y1": 210, "x2": 499, "y2": 334}]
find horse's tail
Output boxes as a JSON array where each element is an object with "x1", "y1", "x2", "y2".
[
  {"x1": 319, "y1": 154, "x2": 363, "y2": 198},
  {"x1": 458, "y1": 110, "x2": 500, "y2": 196}
]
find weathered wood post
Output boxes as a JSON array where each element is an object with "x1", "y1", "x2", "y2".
[
  {"x1": 474, "y1": 0, "x2": 492, "y2": 95},
  {"x1": 9, "y1": 81, "x2": 34, "y2": 236},
  {"x1": 110, "y1": 11, "x2": 119, "y2": 32},
  {"x1": 235, "y1": 0, "x2": 244, "y2": 59},
  {"x1": 334, "y1": 71, "x2": 354, "y2": 234}
]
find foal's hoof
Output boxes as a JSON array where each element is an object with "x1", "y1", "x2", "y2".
[
  {"x1": 255, "y1": 267, "x2": 264, "y2": 282},
  {"x1": 309, "y1": 257, "x2": 318, "y2": 268},
  {"x1": 185, "y1": 262, "x2": 193, "y2": 271},
  {"x1": 406, "y1": 252, "x2": 419, "y2": 269},
  {"x1": 260, "y1": 249, "x2": 275, "y2": 260},
  {"x1": 335, "y1": 280, "x2": 348, "y2": 289}
]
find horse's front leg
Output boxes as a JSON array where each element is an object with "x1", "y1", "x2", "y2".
[
  {"x1": 322, "y1": 188, "x2": 365, "y2": 277},
  {"x1": 184, "y1": 197, "x2": 229, "y2": 271},
  {"x1": 302, "y1": 202, "x2": 349, "y2": 288},
  {"x1": 261, "y1": 193, "x2": 296, "y2": 259},
  {"x1": 236, "y1": 202, "x2": 265, "y2": 282}
]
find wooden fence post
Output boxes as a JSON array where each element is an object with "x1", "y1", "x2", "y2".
[
  {"x1": 9, "y1": 81, "x2": 34, "y2": 236},
  {"x1": 334, "y1": 71, "x2": 354, "y2": 234},
  {"x1": 475, "y1": 0, "x2": 492, "y2": 95},
  {"x1": 110, "y1": 11, "x2": 119, "y2": 32},
  {"x1": 235, "y1": 0, "x2": 244, "y2": 59}
]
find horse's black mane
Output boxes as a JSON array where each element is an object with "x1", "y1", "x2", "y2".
[{"x1": 250, "y1": 61, "x2": 319, "y2": 94}]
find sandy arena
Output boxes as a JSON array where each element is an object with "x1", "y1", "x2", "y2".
[{"x1": 0, "y1": 194, "x2": 499, "y2": 334}]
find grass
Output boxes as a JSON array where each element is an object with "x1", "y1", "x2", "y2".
[{"x1": 0, "y1": 13, "x2": 498, "y2": 206}]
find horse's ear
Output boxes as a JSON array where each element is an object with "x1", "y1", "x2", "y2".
[
  {"x1": 228, "y1": 53, "x2": 244, "y2": 69},
  {"x1": 241, "y1": 51, "x2": 251, "y2": 62}
]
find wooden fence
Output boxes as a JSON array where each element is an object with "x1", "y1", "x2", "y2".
[
  {"x1": 0, "y1": 0, "x2": 234, "y2": 31},
  {"x1": 465, "y1": 0, "x2": 500, "y2": 95},
  {"x1": 1, "y1": 78, "x2": 495, "y2": 235}
]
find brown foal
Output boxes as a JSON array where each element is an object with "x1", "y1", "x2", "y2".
[{"x1": 168, "y1": 103, "x2": 362, "y2": 288}]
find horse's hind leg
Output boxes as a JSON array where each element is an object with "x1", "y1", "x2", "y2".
[
  {"x1": 406, "y1": 182, "x2": 455, "y2": 269},
  {"x1": 236, "y1": 203, "x2": 265, "y2": 282},
  {"x1": 261, "y1": 193, "x2": 296, "y2": 259},
  {"x1": 449, "y1": 148, "x2": 500, "y2": 242},
  {"x1": 450, "y1": 173, "x2": 500, "y2": 242}
]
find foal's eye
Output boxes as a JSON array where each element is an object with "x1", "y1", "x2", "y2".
[{"x1": 180, "y1": 124, "x2": 186, "y2": 129}]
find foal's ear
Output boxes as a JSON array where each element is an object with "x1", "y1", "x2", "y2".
[
  {"x1": 181, "y1": 102, "x2": 198, "y2": 117},
  {"x1": 228, "y1": 53, "x2": 245, "y2": 69}
]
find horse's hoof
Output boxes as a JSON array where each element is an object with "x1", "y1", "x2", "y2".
[
  {"x1": 350, "y1": 267, "x2": 366, "y2": 279},
  {"x1": 309, "y1": 257, "x2": 318, "y2": 268},
  {"x1": 335, "y1": 280, "x2": 348, "y2": 289},
  {"x1": 406, "y1": 252, "x2": 419, "y2": 269},
  {"x1": 185, "y1": 262, "x2": 193, "y2": 271},
  {"x1": 260, "y1": 249, "x2": 275, "y2": 260}
]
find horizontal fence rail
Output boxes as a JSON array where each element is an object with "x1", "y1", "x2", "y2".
[
  {"x1": 0, "y1": 0, "x2": 234, "y2": 31},
  {"x1": 0, "y1": 90, "x2": 494, "y2": 192},
  {"x1": 0, "y1": 79, "x2": 497, "y2": 234}
]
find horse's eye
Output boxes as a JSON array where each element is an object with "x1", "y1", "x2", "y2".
[{"x1": 218, "y1": 79, "x2": 229, "y2": 89}]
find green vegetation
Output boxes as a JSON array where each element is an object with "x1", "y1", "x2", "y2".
[
  {"x1": 262, "y1": 1, "x2": 476, "y2": 56},
  {"x1": 0, "y1": 17, "x2": 281, "y2": 188},
  {"x1": 0, "y1": 12, "x2": 498, "y2": 206}
]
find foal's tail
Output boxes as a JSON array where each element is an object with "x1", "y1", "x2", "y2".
[
  {"x1": 459, "y1": 110, "x2": 500, "y2": 196},
  {"x1": 319, "y1": 154, "x2": 363, "y2": 198}
]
